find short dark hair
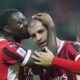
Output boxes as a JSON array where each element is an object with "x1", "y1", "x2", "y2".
[{"x1": 0, "y1": 9, "x2": 19, "y2": 31}]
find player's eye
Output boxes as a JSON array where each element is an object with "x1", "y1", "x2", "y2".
[
  {"x1": 38, "y1": 30, "x2": 44, "y2": 34},
  {"x1": 31, "y1": 34, "x2": 36, "y2": 38}
]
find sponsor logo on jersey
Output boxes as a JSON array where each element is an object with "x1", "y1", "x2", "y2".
[{"x1": 16, "y1": 47, "x2": 26, "y2": 57}]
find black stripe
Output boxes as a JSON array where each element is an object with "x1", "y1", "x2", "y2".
[
  {"x1": 57, "y1": 67, "x2": 63, "y2": 77},
  {"x1": 68, "y1": 51, "x2": 74, "y2": 60},
  {"x1": 3, "y1": 60, "x2": 11, "y2": 65},
  {"x1": 63, "y1": 43, "x2": 67, "y2": 59},
  {"x1": 66, "y1": 70, "x2": 73, "y2": 80},
  {"x1": 50, "y1": 67, "x2": 54, "y2": 79},
  {"x1": 64, "y1": 46, "x2": 73, "y2": 80},
  {"x1": 21, "y1": 69, "x2": 25, "y2": 80},
  {"x1": 3, "y1": 47, "x2": 23, "y2": 63}
]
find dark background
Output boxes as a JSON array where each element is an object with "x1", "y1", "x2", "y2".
[{"x1": 0, "y1": 0, "x2": 80, "y2": 49}]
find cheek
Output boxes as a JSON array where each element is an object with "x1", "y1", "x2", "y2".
[
  {"x1": 32, "y1": 38, "x2": 37, "y2": 43},
  {"x1": 43, "y1": 32, "x2": 48, "y2": 40}
]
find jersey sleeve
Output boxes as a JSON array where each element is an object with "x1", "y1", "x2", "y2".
[
  {"x1": 2, "y1": 41, "x2": 32, "y2": 66},
  {"x1": 52, "y1": 57, "x2": 80, "y2": 74}
]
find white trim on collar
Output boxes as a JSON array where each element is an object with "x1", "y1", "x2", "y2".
[{"x1": 58, "y1": 41, "x2": 65, "y2": 54}]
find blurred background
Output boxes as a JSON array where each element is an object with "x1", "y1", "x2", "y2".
[{"x1": 0, "y1": 0, "x2": 80, "y2": 50}]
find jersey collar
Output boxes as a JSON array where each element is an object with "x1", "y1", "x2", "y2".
[{"x1": 58, "y1": 41, "x2": 65, "y2": 54}]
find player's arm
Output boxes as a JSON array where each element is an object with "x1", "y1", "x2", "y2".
[
  {"x1": 52, "y1": 57, "x2": 80, "y2": 74},
  {"x1": 2, "y1": 41, "x2": 35, "y2": 66},
  {"x1": 32, "y1": 47, "x2": 80, "y2": 74},
  {"x1": 49, "y1": 42, "x2": 80, "y2": 74}
]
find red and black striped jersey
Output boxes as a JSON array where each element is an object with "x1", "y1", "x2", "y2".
[
  {"x1": 46, "y1": 41, "x2": 80, "y2": 80},
  {"x1": 0, "y1": 38, "x2": 32, "y2": 80}
]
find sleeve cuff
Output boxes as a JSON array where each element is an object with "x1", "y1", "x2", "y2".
[
  {"x1": 51, "y1": 57, "x2": 60, "y2": 66},
  {"x1": 21, "y1": 50, "x2": 32, "y2": 66}
]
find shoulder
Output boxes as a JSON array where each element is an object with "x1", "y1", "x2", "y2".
[{"x1": 63, "y1": 41, "x2": 79, "y2": 51}]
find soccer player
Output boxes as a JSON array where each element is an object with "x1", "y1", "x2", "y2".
[
  {"x1": 0, "y1": 9, "x2": 35, "y2": 80},
  {"x1": 27, "y1": 13, "x2": 80, "y2": 80}
]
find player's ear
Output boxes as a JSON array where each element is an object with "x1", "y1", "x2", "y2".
[{"x1": 3, "y1": 25, "x2": 11, "y2": 34}]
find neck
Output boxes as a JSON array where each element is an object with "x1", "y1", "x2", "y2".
[{"x1": 0, "y1": 32, "x2": 13, "y2": 40}]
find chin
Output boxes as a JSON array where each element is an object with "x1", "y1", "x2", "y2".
[{"x1": 41, "y1": 46, "x2": 46, "y2": 51}]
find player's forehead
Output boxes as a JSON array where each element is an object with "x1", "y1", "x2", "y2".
[
  {"x1": 28, "y1": 19, "x2": 44, "y2": 29},
  {"x1": 28, "y1": 21, "x2": 46, "y2": 30},
  {"x1": 11, "y1": 12, "x2": 25, "y2": 21}
]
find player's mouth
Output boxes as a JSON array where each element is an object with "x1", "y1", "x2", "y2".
[{"x1": 38, "y1": 41, "x2": 47, "y2": 47}]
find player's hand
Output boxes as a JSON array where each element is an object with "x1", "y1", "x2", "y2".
[
  {"x1": 31, "y1": 47, "x2": 54, "y2": 67},
  {"x1": 32, "y1": 12, "x2": 55, "y2": 29}
]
